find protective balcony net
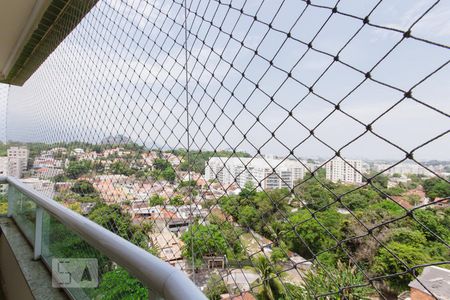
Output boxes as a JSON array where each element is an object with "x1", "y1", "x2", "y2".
[{"x1": 1, "y1": 0, "x2": 449, "y2": 299}]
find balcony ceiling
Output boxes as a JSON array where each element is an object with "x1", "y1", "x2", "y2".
[
  {"x1": 0, "y1": 0, "x2": 51, "y2": 83},
  {"x1": 0, "y1": 0, "x2": 98, "y2": 86}
]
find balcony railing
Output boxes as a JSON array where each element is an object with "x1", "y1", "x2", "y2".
[{"x1": 0, "y1": 175, "x2": 206, "y2": 300}]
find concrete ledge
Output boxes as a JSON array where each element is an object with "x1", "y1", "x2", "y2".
[{"x1": 0, "y1": 217, "x2": 67, "y2": 300}]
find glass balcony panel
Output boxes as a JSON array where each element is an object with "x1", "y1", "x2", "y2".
[
  {"x1": 41, "y1": 210, "x2": 150, "y2": 300},
  {"x1": 0, "y1": 185, "x2": 7, "y2": 214},
  {"x1": 11, "y1": 185, "x2": 36, "y2": 244}
]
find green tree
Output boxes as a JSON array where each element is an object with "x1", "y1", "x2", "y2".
[
  {"x1": 413, "y1": 209, "x2": 449, "y2": 242},
  {"x1": 365, "y1": 172, "x2": 389, "y2": 189},
  {"x1": 295, "y1": 178, "x2": 334, "y2": 211},
  {"x1": 239, "y1": 181, "x2": 257, "y2": 199},
  {"x1": 230, "y1": 188, "x2": 290, "y2": 234},
  {"x1": 149, "y1": 194, "x2": 165, "y2": 206},
  {"x1": 0, "y1": 143, "x2": 7, "y2": 156},
  {"x1": 110, "y1": 160, "x2": 134, "y2": 176},
  {"x1": 406, "y1": 174, "x2": 425, "y2": 190},
  {"x1": 181, "y1": 223, "x2": 228, "y2": 263},
  {"x1": 343, "y1": 200, "x2": 406, "y2": 265},
  {"x1": 161, "y1": 167, "x2": 176, "y2": 182},
  {"x1": 45, "y1": 216, "x2": 112, "y2": 276},
  {"x1": 52, "y1": 174, "x2": 68, "y2": 182},
  {"x1": 263, "y1": 188, "x2": 290, "y2": 214},
  {"x1": 340, "y1": 186, "x2": 381, "y2": 211},
  {"x1": 67, "y1": 202, "x2": 82, "y2": 213},
  {"x1": 204, "y1": 273, "x2": 227, "y2": 300},
  {"x1": 66, "y1": 160, "x2": 92, "y2": 179},
  {"x1": 0, "y1": 194, "x2": 7, "y2": 214},
  {"x1": 253, "y1": 255, "x2": 286, "y2": 300},
  {"x1": 423, "y1": 177, "x2": 450, "y2": 200},
  {"x1": 93, "y1": 161, "x2": 105, "y2": 173},
  {"x1": 238, "y1": 205, "x2": 259, "y2": 228},
  {"x1": 300, "y1": 261, "x2": 374, "y2": 299},
  {"x1": 406, "y1": 194, "x2": 420, "y2": 206},
  {"x1": 373, "y1": 241, "x2": 432, "y2": 291},
  {"x1": 91, "y1": 144, "x2": 103, "y2": 153},
  {"x1": 285, "y1": 209, "x2": 342, "y2": 259},
  {"x1": 153, "y1": 158, "x2": 171, "y2": 171},
  {"x1": 267, "y1": 221, "x2": 287, "y2": 247},
  {"x1": 369, "y1": 200, "x2": 404, "y2": 217},
  {"x1": 169, "y1": 195, "x2": 184, "y2": 206},
  {"x1": 178, "y1": 180, "x2": 197, "y2": 188},
  {"x1": 135, "y1": 168, "x2": 151, "y2": 179},
  {"x1": 219, "y1": 195, "x2": 240, "y2": 218},
  {"x1": 389, "y1": 228, "x2": 427, "y2": 248},
  {"x1": 208, "y1": 217, "x2": 244, "y2": 260},
  {"x1": 71, "y1": 180, "x2": 96, "y2": 195},
  {"x1": 95, "y1": 268, "x2": 148, "y2": 300},
  {"x1": 88, "y1": 204, "x2": 150, "y2": 250},
  {"x1": 270, "y1": 242, "x2": 289, "y2": 263}
]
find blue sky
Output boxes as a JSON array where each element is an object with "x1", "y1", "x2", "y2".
[{"x1": 2, "y1": 0, "x2": 449, "y2": 161}]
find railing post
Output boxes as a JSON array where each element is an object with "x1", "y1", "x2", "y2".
[
  {"x1": 7, "y1": 185, "x2": 15, "y2": 217},
  {"x1": 34, "y1": 206, "x2": 43, "y2": 260},
  {"x1": 42, "y1": 208, "x2": 49, "y2": 258}
]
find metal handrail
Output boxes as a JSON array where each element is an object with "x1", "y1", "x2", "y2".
[{"x1": 0, "y1": 176, "x2": 206, "y2": 300}]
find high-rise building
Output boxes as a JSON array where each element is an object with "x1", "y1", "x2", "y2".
[
  {"x1": 7, "y1": 147, "x2": 29, "y2": 176},
  {"x1": 205, "y1": 156, "x2": 305, "y2": 190},
  {"x1": 373, "y1": 162, "x2": 433, "y2": 176},
  {"x1": 8, "y1": 157, "x2": 24, "y2": 178},
  {"x1": 325, "y1": 158, "x2": 362, "y2": 184},
  {"x1": 0, "y1": 155, "x2": 28, "y2": 178}
]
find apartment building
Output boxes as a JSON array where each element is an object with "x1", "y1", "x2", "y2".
[
  {"x1": 374, "y1": 162, "x2": 433, "y2": 176},
  {"x1": 7, "y1": 157, "x2": 24, "y2": 178},
  {"x1": 205, "y1": 156, "x2": 305, "y2": 190},
  {"x1": 0, "y1": 155, "x2": 26, "y2": 178},
  {"x1": 325, "y1": 158, "x2": 363, "y2": 184},
  {"x1": 7, "y1": 147, "x2": 29, "y2": 174}
]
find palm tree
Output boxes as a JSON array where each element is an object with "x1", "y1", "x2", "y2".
[
  {"x1": 301, "y1": 261, "x2": 374, "y2": 299},
  {"x1": 253, "y1": 255, "x2": 286, "y2": 300},
  {"x1": 267, "y1": 222, "x2": 286, "y2": 247}
]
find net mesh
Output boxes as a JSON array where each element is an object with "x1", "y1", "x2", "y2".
[{"x1": 2, "y1": 0, "x2": 450, "y2": 299}]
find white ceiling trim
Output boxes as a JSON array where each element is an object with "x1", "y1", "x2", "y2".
[{"x1": 1, "y1": 0, "x2": 51, "y2": 80}]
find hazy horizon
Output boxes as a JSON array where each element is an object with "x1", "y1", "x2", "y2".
[{"x1": 1, "y1": 0, "x2": 449, "y2": 161}]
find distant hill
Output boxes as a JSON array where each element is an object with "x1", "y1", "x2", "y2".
[{"x1": 101, "y1": 135, "x2": 133, "y2": 145}]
